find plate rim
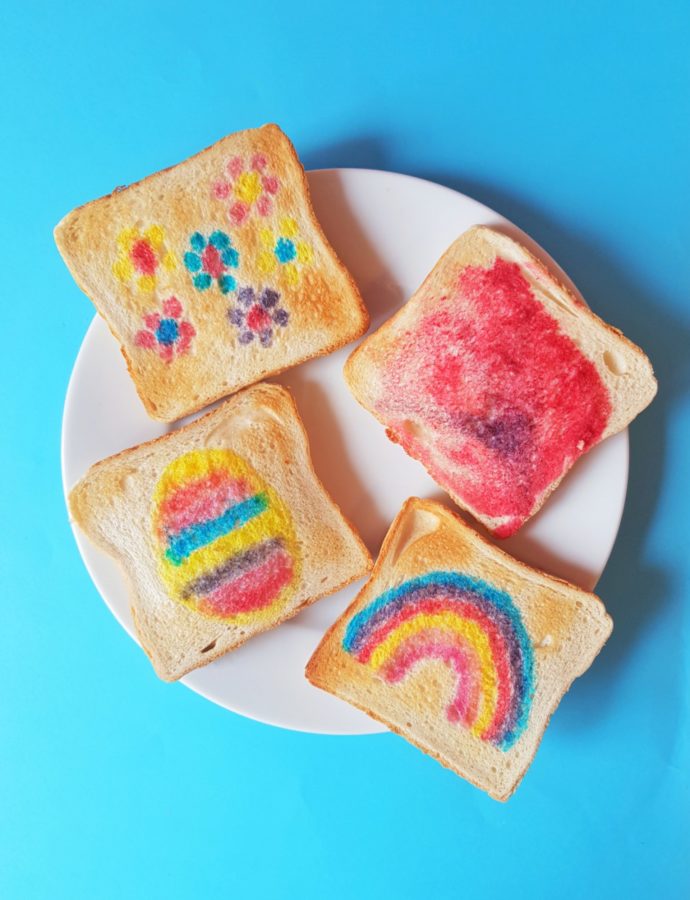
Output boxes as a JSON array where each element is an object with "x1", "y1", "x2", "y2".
[{"x1": 60, "y1": 166, "x2": 630, "y2": 733}]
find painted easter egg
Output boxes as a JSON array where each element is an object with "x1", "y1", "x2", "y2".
[
  {"x1": 152, "y1": 449, "x2": 300, "y2": 623},
  {"x1": 343, "y1": 571, "x2": 534, "y2": 750}
]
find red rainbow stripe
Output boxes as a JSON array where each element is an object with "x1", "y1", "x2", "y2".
[{"x1": 355, "y1": 596, "x2": 513, "y2": 742}]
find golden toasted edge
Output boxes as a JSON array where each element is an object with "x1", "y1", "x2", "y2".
[
  {"x1": 475, "y1": 226, "x2": 657, "y2": 401},
  {"x1": 346, "y1": 224, "x2": 656, "y2": 404},
  {"x1": 277, "y1": 128, "x2": 369, "y2": 336},
  {"x1": 306, "y1": 497, "x2": 612, "y2": 799},
  {"x1": 343, "y1": 226, "x2": 656, "y2": 533},
  {"x1": 55, "y1": 124, "x2": 281, "y2": 232},
  {"x1": 55, "y1": 124, "x2": 370, "y2": 422}
]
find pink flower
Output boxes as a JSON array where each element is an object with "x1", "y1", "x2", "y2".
[
  {"x1": 212, "y1": 153, "x2": 280, "y2": 226},
  {"x1": 134, "y1": 296, "x2": 196, "y2": 363}
]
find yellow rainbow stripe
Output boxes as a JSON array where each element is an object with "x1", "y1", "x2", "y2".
[{"x1": 368, "y1": 612, "x2": 498, "y2": 738}]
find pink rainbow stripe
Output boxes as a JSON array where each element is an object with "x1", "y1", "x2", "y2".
[
  {"x1": 355, "y1": 596, "x2": 513, "y2": 742},
  {"x1": 381, "y1": 629, "x2": 481, "y2": 727}
]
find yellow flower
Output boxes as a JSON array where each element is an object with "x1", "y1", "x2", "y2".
[
  {"x1": 258, "y1": 250, "x2": 277, "y2": 274},
  {"x1": 283, "y1": 264, "x2": 299, "y2": 287},
  {"x1": 235, "y1": 171, "x2": 262, "y2": 205},
  {"x1": 255, "y1": 221, "x2": 313, "y2": 289},
  {"x1": 112, "y1": 257, "x2": 134, "y2": 282},
  {"x1": 297, "y1": 242, "x2": 312, "y2": 264},
  {"x1": 280, "y1": 217, "x2": 299, "y2": 239},
  {"x1": 112, "y1": 224, "x2": 175, "y2": 291}
]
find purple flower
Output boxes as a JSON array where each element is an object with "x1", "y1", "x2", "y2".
[{"x1": 227, "y1": 286, "x2": 289, "y2": 347}]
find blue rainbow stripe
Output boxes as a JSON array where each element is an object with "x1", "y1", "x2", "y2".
[
  {"x1": 343, "y1": 571, "x2": 535, "y2": 749},
  {"x1": 165, "y1": 492, "x2": 269, "y2": 566}
]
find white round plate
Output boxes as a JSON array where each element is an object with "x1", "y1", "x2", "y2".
[{"x1": 62, "y1": 169, "x2": 628, "y2": 735}]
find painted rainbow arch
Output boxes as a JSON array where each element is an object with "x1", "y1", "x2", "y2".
[
  {"x1": 343, "y1": 571, "x2": 535, "y2": 750},
  {"x1": 152, "y1": 449, "x2": 300, "y2": 623}
]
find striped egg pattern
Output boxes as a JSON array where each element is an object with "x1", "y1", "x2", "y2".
[{"x1": 152, "y1": 449, "x2": 300, "y2": 622}]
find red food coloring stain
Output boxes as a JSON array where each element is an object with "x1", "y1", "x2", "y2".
[
  {"x1": 227, "y1": 156, "x2": 243, "y2": 178},
  {"x1": 256, "y1": 194, "x2": 272, "y2": 216},
  {"x1": 213, "y1": 180, "x2": 230, "y2": 199},
  {"x1": 229, "y1": 201, "x2": 249, "y2": 225},
  {"x1": 131, "y1": 238, "x2": 158, "y2": 275},
  {"x1": 382, "y1": 629, "x2": 481, "y2": 728},
  {"x1": 201, "y1": 244, "x2": 224, "y2": 279},
  {"x1": 200, "y1": 548, "x2": 293, "y2": 616},
  {"x1": 159, "y1": 472, "x2": 250, "y2": 536},
  {"x1": 163, "y1": 296, "x2": 182, "y2": 318},
  {"x1": 247, "y1": 304, "x2": 271, "y2": 333},
  {"x1": 379, "y1": 258, "x2": 612, "y2": 535},
  {"x1": 177, "y1": 320, "x2": 195, "y2": 353},
  {"x1": 143, "y1": 312, "x2": 161, "y2": 331},
  {"x1": 135, "y1": 330, "x2": 155, "y2": 349}
]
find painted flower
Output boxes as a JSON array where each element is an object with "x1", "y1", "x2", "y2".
[
  {"x1": 257, "y1": 217, "x2": 312, "y2": 288},
  {"x1": 184, "y1": 230, "x2": 239, "y2": 293},
  {"x1": 228, "y1": 286, "x2": 289, "y2": 347},
  {"x1": 134, "y1": 296, "x2": 195, "y2": 362},
  {"x1": 113, "y1": 225, "x2": 176, "y2": 292},
  {"x1": 212, "y1": 154, "x2": 280, "y2": 225}
]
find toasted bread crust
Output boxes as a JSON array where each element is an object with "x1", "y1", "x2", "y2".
[
  {"x1": 69, "y1": 383, "x2": 372, "y2": 681},
  {"x1": 344, "y1": 226, "x2": 656, "y2": 536},
  {"x1": 306, "y1": 497, "x2": 612, "y2": 800},
  {"x1": 56, "y1": 124, "x2": 369, "y2": 422}
]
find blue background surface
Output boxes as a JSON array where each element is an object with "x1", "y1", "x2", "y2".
[{"x1": 2, "y1": 2, "x2": 689, "y2": 897}]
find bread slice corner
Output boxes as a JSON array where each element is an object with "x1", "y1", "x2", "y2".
[
  {"x1": 344, "y1": 226, "x2": 656, "y2": 537},
  {"x1": 68, "y1": 382, "x2": 372, "y2": 681},
  {"x1": 56, "y1": 124, "x2": 369, "y2": 423},
  {"x1": 306, "y1": 496, "x2": 612, "y2": 800}
]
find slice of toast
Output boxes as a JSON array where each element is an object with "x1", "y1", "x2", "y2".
[
  {"x1": 68, "y1": 383, "x2": 371, "y2": 681},
  {"x1": 55, "y1": 124, "x2": 369, "y2": 422},
  {"x1": 306, "y1": 497, "x2": 612, "y2": 801},
  {"x1": 344, "y1": 226, "x2": 656, "y2": 537}
]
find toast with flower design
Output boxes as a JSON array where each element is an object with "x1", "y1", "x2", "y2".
[
  {"x1": 344, "y1": 226, "x2": 656, "y2": 537},
  {"x1": 306, "y1": 497, "x2": 612, "y2": 800},
  {"x1": 68, "y1": 384, "x2": 371, "y2": 681},
  {"x1": 55, "y1": 124, "x2": 368, "y2": 421}
]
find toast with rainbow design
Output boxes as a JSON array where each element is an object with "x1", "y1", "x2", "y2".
[
  {"x1": 344, "y1": 226, "x2": 656, "y2": 537},
  {"x1": 306, "y1": 498, "x2": 612, "y2": 800},
  {"x1": 68, "y1": 384, "x2": 371, "y2": 681},
  {"x1": 55, "y1": 124, "x2": 368, "y2": 422}
]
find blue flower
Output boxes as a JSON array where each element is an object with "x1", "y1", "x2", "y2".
[
  {"x1": 274, "y1": 237, "x2": 297, "y2": 263},
  {"x1": 156, "y1": 317, "x2": 180, "y2": 345},
  {"x1": 184, "y1": 230, "x2": 239, "y2": 293}
]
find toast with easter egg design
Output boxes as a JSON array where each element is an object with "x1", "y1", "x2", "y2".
[
  {"x1": 306, "y1": 497, "x2": 612, "y2": 800},
  {"x1": 68, "y1": 383, "x2": 371, "y2": 681},
  {"x1": 54, "y1": 124, "x2": 368, "y2": 422},
  {"x1": 344, "y1": 226, "x2": 656, "y2": 537}
]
